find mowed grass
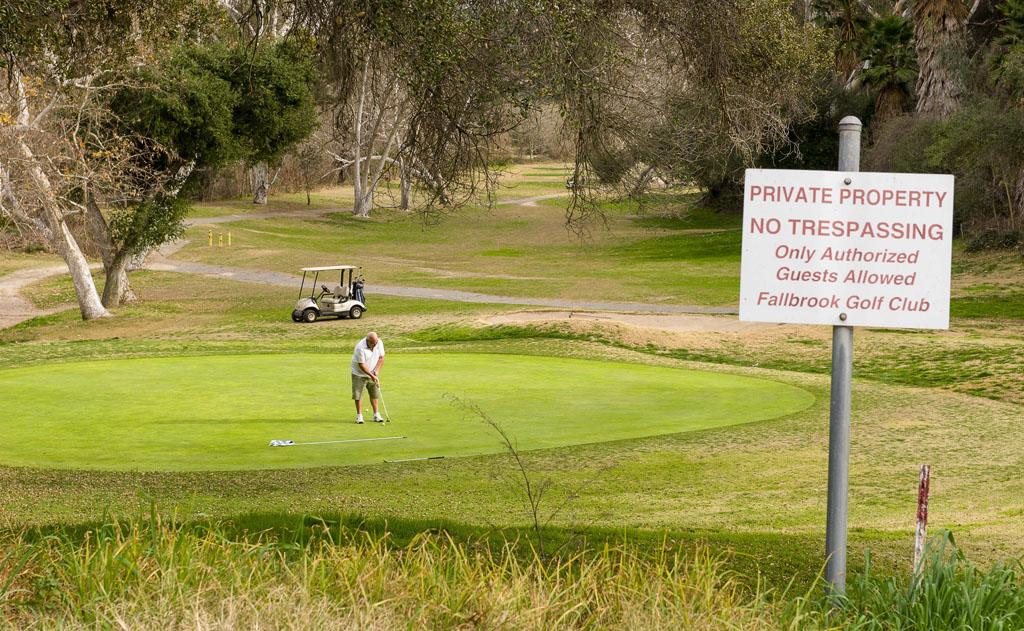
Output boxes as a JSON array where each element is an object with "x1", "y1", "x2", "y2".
[
  {"x1": 176, "y1": 163, "x2": 741, "y2": 306},
  {"x1": 0, "y1": 353, "x2": 812, "y2": 470}
]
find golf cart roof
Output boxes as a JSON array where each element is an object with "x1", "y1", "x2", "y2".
[{"x1": 300, "y1": 265, "x2": 358, "y2": 272}]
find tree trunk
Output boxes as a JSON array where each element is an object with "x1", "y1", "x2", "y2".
[
  {"x1": 913, "y1": 0, "x2": 968, "y2": 118},
  {"x1": 875, "y1": 87, "x2": 908, "y2": 122},
  {"x1": 252, "y1": 162, "x2": 269, "y2": 204},
  {"x1": 48, "y1": 212, "x2": 111, "y2": 319},
  {"x1": 84, "y1": 196, "x2": 137, "y2": 307},
  {"x1": 631, "y1": 165, "x2": 656, "y2": 197},
  {"x1": 11, "y1": 76, "x2": 109, "y2": 319},
  {"x1": 353, "y1": 186, "x2": 373, "y2": 218},
  {"x1": 353, "y1": 157, "x2": 367, "y2": 217},
  {"x1": 100, "y1": 250, "x2": 134, "y2": 308},
  {"x1": 399, "y1": 159, "x2": 412, "y2": 212},
  {"x1": 1011, "y1": 166, "x2": 1024, "y2": 229}
]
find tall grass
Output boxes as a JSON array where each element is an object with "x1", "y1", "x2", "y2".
[
  {"x1": 0, "y1": 511, "x2": 822, "y2": 630},
  {"x1": 5, "y1": 514, "x2": 1024, "y2": 630},
  {"x1": 833, "y1": 530, "x2": 1024, "y2": 631}
]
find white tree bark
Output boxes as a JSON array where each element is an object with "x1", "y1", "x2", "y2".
[
  {"x1": 347, "y1": 55, "x2": 410, "y2": 217},
  {"x1": 252, "y1": 161, "x2": 269, "y2": 204},
  {"x1": 399, "y1": 157, "x2": 411, "y2": 212},
  {"x1": 9, "y1": 71, "x2": 110, "y2": 320},
  {"x1": 352, "y1": 58, "x2": 369, "y2": 218}
]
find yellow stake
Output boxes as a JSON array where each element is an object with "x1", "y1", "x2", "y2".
[
  {"x1": 208, "y1": 230, "x2": 212, "y2": 247},
  {"x1": 228, "y1": 232, "x2": 231, "y2": 247},
  {"x1": 218, "y1": 233, "x2": 223, "y2": 248}
]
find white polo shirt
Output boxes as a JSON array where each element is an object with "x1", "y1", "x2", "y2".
[{"x1": 351, "y1": 337, "x2": 385, "y2": 377}]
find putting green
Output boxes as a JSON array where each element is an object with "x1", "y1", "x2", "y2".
[{"x1": 0, "y1": 353, "x2": 813, "y2": 471}]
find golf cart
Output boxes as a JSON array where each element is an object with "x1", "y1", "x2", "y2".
[{"x1": 291, "y1": 265, "x2": 366, "y2": 323}]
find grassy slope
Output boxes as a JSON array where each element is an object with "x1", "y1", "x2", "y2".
[
  {"x1": 176, "y1": 166, "x2": 741, "y2": 306},
  {"x1": 2, "y1": 163, "x2": 1023, "y2": 592}
]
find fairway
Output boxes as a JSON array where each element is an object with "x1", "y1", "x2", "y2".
[{"x1": 0, "y1": 353, "x2": 813, "y2": 471}]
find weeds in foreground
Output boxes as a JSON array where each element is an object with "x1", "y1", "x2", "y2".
[
  {"x1": 0, "y1": 513, "x2": 821, "y2": 630},
  {"x1": 445, "y1": 394, "x2": 595, "y2": 557},
  {"x1": 831, "y1": 530, "x2": 1024, "y2": 631},
  {"x1": 3, "y1": 512, "x2": 1024, "y2": 630}
]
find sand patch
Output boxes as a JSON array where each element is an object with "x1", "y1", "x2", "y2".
[
  {"x1": 484, "y1": 309, "x2": 792, "y2": 333},
  {"x1": 410, "y1": 266, "x2": 550, "y2": 280}
]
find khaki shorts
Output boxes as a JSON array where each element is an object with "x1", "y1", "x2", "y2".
[{"x1": 351, "y1": 374, "x2": 380, "y2": 400}]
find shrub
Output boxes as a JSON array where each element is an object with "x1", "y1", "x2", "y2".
[{"x1": 964, "y1": 229, "x2": 1024, "y2": 252}]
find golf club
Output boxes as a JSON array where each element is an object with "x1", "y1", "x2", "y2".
[
  {"x1": 377, "y1": 379, "x2": 391, "y2": 423},
  {"x1": 270, "y1": 436, "x2": 407, "y2": 447}
]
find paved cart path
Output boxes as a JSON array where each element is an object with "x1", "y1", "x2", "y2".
[{"x1": 2, "y1": 193, "x2": 741, "y2": 329}]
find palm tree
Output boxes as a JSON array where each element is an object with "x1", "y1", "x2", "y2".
[
  {"x1": 812, "y1": 0, "x2": 871, "y2": 81},
  {"x1": 912, "y1": 0, "x2": 968, "y2": 117},
  {"x1": 991, "y1": 0, "x2": 1024, "y2": 92},
  {"x1": 858, "y1": 15, "x2": 918, "y2": 121}
]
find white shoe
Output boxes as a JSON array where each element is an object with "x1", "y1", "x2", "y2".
[
  {"x1": 356, "y1": 415, "x2": 364, "y2": 424},
  {"x1": 372, "y1": 413, "x2": 384, "y2": 422}
]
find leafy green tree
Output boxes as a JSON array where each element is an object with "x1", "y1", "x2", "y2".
[
  {"x1": 991, "y1": 0, "x2": 1024, "y2": 96},
  {"x1": 0, "y1": 0, "x2": 212, "y2": 319},
  {"x1": 90, "y1": 39, "x2": 317, "y2": 306},
  {"x1": 858, "y1": 15, "x2": 918, "y2": 121}
]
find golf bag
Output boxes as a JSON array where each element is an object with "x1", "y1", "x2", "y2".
[{"x1": 352, "y1": 278, "x2": 365, "y2": 304}]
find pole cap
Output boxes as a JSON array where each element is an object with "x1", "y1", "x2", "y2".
[{"x1": 838, "y1": 116, "x2": 862, "y2": 133}]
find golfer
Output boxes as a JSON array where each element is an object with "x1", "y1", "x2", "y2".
[{"x1": 351, "y1": 331, "x2": 386, "y2": 424}]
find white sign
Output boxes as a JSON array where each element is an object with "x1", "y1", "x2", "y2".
[{"x1": 739, "y1": 168, "x2": 954, "y2": 329}]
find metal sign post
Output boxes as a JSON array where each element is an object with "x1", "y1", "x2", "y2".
[
  {"x1": 739, "y1": 117, "x2": 954, "y2": 597},
  {"x1": 824, "y1": 116, "x2": 862, "y2": 595}
]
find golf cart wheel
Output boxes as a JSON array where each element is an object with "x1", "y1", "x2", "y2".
[
  {"x1": 349, "y1": 305, "x2": 363, "y2": 319},
  {"x1": 302, "y1": 308, "x2": 318, "y2": 323},
  {"x1": 291, "y1": 313, "x2": 301, "y2": 322}
]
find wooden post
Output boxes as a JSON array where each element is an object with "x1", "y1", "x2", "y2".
[{"x1": 913, "y1": 464, "x2": 931, "y2": 576}]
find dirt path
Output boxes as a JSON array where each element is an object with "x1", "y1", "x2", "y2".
[
  {"x1": 0, "y1": 264, "x2": 97, "y2": 328},
  {"x1": 2, "y1": 194, "x2": 745, "y2": 329},
  {"x1": 494, "y1": 192, "x2": 569, "y2": 207}
]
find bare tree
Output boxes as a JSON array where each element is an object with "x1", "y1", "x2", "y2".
[
  {"x1": 324, "y1": 49, "x2": 412, "y2": 218},
  {"x1": 1, "y1": 71, "x2": 114, "y2": 319},
  {"x1": 553, "y1": 0, "x2": 831, "y2": 230}
]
